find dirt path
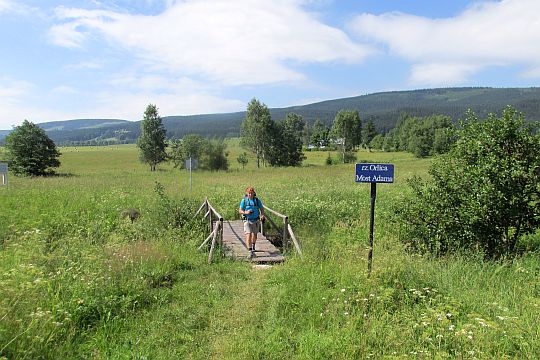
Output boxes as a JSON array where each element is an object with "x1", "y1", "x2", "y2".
[{"x1": 209, "y1": 264, "x2": 274, "y2": 359}]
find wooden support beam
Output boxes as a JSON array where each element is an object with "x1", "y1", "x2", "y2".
[
  {"x1": 198, "y1": 228, "x2": 217, "y2": 251},
  {"x1": 193, "y1": 198, "x2": 207, "y2": 218},
  {"x1": 208, "y1": 222, "x2": 221, "y2": 263},
  {"x1": 288, "y1": 224, "x2": 302, "y2": 257}
]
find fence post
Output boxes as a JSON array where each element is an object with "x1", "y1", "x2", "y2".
[
  {"x1": 283, "y1": 216, "x2": 289, "y2": 249},
  {"x1": 207, "y1": 202, "x2": 212, "y2": 234},
  {"x1": 219, "y1": 218, "x2": 224, "y2": 248}
]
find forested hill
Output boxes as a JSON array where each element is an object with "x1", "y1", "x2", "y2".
[{"x1": 2, "y1": 87, "x2": 540, "y2": 145}]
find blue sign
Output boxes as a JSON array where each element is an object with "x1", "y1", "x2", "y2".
[{"x1": 355, "y1": 163, "x2": 394, "y2": 183}]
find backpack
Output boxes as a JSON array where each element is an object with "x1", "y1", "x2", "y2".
[{"x1": 241, "y1": 194, "x2": 261, "y2": 220}]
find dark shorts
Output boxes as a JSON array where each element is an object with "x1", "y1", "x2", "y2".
[{"x1": 243, "y1": 219, "x2": 260, "y2": 234}]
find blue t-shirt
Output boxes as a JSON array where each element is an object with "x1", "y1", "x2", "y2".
[{"x1": 240, "y1": 197, "x2": 263, "y2": 221}]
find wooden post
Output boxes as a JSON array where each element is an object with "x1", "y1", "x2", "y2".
[
  {"x1": 219, "y1": 218, "x2": 224, "y2": 248},
  {"x1": 207, "y1": 203, "x2": 212, "y2": 234},
  {"x1": 287, "y1": 224, "x2": 302, "y2": 257},
  {"x1": 208, "y1": 222, "x2": 220, "y2": 263},
  {"x1": 283, "y1": 216, "x2": 289, "y2": 249}
]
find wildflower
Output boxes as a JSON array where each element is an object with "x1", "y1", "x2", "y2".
[
  {"x1": 341, "y1": 288, "x2": 346, "y2": 293},
  {"x1": 344, "y1": 312, "x2": 349, "y2": 316}
]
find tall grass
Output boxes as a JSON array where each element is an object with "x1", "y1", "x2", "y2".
[{"x1": 1, "y1": 143, "x2": 538, "y2": 358}]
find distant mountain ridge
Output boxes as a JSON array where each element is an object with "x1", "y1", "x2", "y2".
[
  {"x1": 39, "y1": 119, "x2": 130, "y2": 132},
  {"x1": 2, "y1": 87, "x2": 540, "y2": 145}
]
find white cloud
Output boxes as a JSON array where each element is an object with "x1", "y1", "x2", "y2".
[
  {"x1": 0, "y1": 0, "x2": 42, "y2": 17},
  {"x1": 48, "y1": 22, "x2": 88, "y2": 48},
  {"x1": 49, "y1": 0, "x2": 372, "y2": 86},
  {"x1": 93, "y1": 91, "x2": 244, "y2": 120},
  {"x1": 0, "y1": 72, "x2": 245, "y2": 129},
  {"x1": 0, "y1": 78, "x2": 33, "y2": 103},
  {"x1": 65, "y1": 61, "x2": 102, "y2": 70},
  {"x1": 0, "y1": 0, "x2": 14, "y2": 13},
  {"x1": 349, "y1": 0, "x2": 540, "y2": 85},
  {"x1": 520, "y1": 66, "x2": 540, "y2": 79},
  {"x1": 52, "y1": 86, "x2": 79, "y2": 94},
  {"x1": 410, "y1": 63, "x2": 482, "y2": 86}
]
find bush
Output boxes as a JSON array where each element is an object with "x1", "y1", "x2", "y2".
[
  {"x1": 150, "y1": 182, "x2": 196, "y2": 229},
  {"x1": 396, "y1": 107, "x2": 540, "y2": 258}
]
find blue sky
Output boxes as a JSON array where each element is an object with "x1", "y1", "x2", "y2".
[{"x1": 1, "y1": 0, "x2": 539, "y2": 130}]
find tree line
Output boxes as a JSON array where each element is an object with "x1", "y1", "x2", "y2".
[
  {"x1": 1, "y1": 100, "x2": 455, "y2": 176},
  {"x1": 369, "y1": 114, "x2": 456, "y2": 157}
]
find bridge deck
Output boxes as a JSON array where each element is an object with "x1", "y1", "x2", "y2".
[{"x1": 221, "y1": 220, "x2": 284, "y2": 263}]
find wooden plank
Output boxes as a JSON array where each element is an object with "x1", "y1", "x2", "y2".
[{"x1": 221, "y1": 220, "x2": 284, "y2": 263}]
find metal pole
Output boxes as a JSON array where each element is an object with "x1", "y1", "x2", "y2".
[
  {"x1": 189, "y1": 157, "x2": 192, "y2": 192},
  {"x1": 368, "y1": 182, "x2": 376, "y2": 277}
]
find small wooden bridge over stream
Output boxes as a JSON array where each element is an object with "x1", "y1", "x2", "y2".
[{"x1": 194, "y1": 198, "x2": 302, "y2": 264}]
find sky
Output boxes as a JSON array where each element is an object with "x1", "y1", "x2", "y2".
[{"x1": 1, "y1": 0, "x2": 540, "y2": 130}]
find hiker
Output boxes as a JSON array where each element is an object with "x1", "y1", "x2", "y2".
[{"x1": 239, "y1": 186, "x2": 265, "y2": 257}]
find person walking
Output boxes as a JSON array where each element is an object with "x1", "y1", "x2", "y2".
[{"x1": 239, "y1": 186, "x2": 265, "y2": 257}]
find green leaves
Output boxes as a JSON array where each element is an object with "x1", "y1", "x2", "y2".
[
  {"x1": 4, "y1": 120, "x2": 61, "y2": 176},
  {"x1": 169, "y1": 135, "x2": 229, "y2": 171},
  {"x1": 241, "y1": 98, "x2": 306, "y2": 167},
  {"x1": 136, "y1": 104, "x2": 167, "y2": 171},
  {"x1": 397, "y1": 107, "x2": 540, "y2": 258}
]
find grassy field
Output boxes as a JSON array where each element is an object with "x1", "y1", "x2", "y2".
[{"x1": 1, "y1": 142, "x2": 539, "y2": 359}]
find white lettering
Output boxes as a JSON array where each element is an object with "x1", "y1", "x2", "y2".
[
  {"x1": 372, "y1": 175, "x2": 393, "y2": 183},
  {"x1": 356, "y1": 174, "x2": 371, "y2": 182},
  {"x1": 370, "y1": 164, "x2": 388, "y2": 171}
]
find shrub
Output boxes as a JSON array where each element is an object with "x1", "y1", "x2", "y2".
[{"x1": 396, "y1": 107, "x2": 540, "y2": 258}]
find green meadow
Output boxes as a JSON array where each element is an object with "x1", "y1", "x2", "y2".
[{"x1": 1, "y1": 143, "x2": 539, "y2": 359}]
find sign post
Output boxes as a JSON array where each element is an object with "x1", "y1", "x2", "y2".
[
  {"x1": 0, "y1": 163, "x2": 7, "y2": 186},
  {"x1": 184, "y1": 158, "x2": 198, "y2": 192},
  {"x1": 355, "y1": 163, "x2": 394, "y2": 276}
]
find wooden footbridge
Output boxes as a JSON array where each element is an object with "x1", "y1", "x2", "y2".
[{"x1": 194, "y1": 198, "x2": 302, "y2": 264}]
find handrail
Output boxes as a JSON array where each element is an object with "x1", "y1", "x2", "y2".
[
  {"x1": 195, "y1": 198, "x2": 224, "y2": 263},
  {"x1": 263, "y1": 205, "x2": 287, "y2": 219},
  {"x1": 263, "y1": 204, "x2": 302, "y2": 257}
]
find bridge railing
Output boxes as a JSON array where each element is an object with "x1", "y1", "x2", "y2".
[
  {"x1": 262, "y1": 205, "x2": 302, "y2": 257},
  {"x1": 194, "y1": 197, "x2": 223, "y2": 263}
]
